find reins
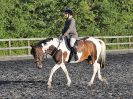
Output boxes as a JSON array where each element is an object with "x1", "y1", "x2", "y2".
[{"x1": 51, "y1": 38, "x2": 62, "y2": 57}]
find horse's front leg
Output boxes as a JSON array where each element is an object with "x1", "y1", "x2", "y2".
[
  {"x1": 47, "y1": 64, "x2": 60, "y2": 88},
  {"x1": 60, "y1": 63, "x2": 71, "y2": 87}
]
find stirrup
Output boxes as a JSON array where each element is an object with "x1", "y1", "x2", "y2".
[
  {"x1": 73, "y1": 54, "x2": 78, "y2": 61},
  {"x1": 74, "y1": 54, "x2": 78, "y2": 61}
]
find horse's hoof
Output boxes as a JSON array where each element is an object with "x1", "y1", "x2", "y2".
[
  {"x1": 66, "y1": 83, "x2": 71, "y2": 87},
  {"x1": 88, "y1": 82, "x2": 93, "y2": 86},
  {"x1": 47, "y1": 82, "x2": 52, "y2": 89},
  {"x1": 48, "y1": 85, "x2": 52, "y2": 89},
  {"x1": 103, "y1": 78, "x2": 108, "y2": 85}
]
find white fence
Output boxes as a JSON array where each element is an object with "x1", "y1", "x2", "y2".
[{"x1": 0, "y1": 36, "x2": 133, "y2": 60}]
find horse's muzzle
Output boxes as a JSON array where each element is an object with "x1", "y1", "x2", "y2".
[
  {"x1": 36, "y1": 64, "x2": 43, "y2": 69},
  {"x1": 35, "y1": 61, "x2": 43, "y2": 69}
]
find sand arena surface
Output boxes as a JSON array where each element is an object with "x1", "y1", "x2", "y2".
[{"x1": 0, "y1": 53, "x2": 133, "y2": 99}]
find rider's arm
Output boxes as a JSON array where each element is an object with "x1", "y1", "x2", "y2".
[{"x1": 64, "y1": 18, "x2": 75, "y2": 36}]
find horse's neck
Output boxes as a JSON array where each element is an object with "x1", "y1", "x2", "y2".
[
  {"x1": 48, "y1": 38, "x2": 69, "y2": 52},
  {"x1": 51, "y1": 38, "x2": 60, "y2": 47},
  {"x1": 50, "y1": 46, "x2": 58, "y2": 56}
]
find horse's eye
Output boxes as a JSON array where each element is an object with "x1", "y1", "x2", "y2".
[{"x1": 34, "y1": 61, "x2": 38, "y2": 63}]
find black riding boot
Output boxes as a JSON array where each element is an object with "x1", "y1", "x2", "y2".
[{"x1": 71, "y1": 46, "x2": 78, "y2": 61}]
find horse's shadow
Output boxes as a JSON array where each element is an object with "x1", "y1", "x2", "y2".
[{"x1": 0, "y1": 80, "x2": 47, "y2": 85}]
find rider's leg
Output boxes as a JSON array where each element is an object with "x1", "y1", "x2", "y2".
[
  {"x1": 71, "y1": 46, "x2": 78, "y2": 61},
  {"x1": 70, "y1": 38, "x2": 78, "y2": 61}
]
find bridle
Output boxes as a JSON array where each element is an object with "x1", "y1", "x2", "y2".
[
  {"x1": 45, "y1": 38, "x2": 62, "y2": 58},
  {"x1": 34, "y1": 55, "x2": 44, "y2": 63},
  {"x1": 34, "y1": 60, "x2": 43, "y2": 63}
]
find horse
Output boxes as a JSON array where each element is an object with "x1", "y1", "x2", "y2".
[{"x1": 31, "y1": 37, "x2": 107, "y2": 88}]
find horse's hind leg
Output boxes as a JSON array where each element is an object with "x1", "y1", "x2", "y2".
[
  {"x1": 88, "y1": 62, "x2": 107, "y2": 86},
  {"x1": 47, "y1": 64, "x2": 60, "y2": 88},
  {"x1": 88, "y1": 62, "x2": 99, "y2": 86},
  {"x1": 60, "y1": 63, "x2": 71, "y2": 87},
  {"x1": 97, "y1": 64, "x2": 108, "y2": 84}
]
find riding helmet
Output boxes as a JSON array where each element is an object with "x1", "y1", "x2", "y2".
[{"x1": 64, "y1": 8, "x2": 73, "y2": 15}]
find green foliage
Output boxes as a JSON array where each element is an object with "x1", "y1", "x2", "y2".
[{"x1": 0, "y1": 0, "x2": 133, "y2": 38}]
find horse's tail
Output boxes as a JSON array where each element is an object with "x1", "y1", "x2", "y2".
[{"x1": 98, "y1": 39, "x2": 106, "y2": 68}]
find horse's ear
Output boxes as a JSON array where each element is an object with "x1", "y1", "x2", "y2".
[
  {"x1": 30, "y1": 45, "x2": 34, "y2": 48},
  {"x1": 48, "y1": 37, "x2": 53, "y2": 41}
]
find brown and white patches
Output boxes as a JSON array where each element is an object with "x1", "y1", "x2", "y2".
[
  {"x1": 35, "y1": 47, "x2": 44, "y2": 59},
  {"x1": 76, "y1": 40, "x2": 85, "y2": 52},
  {"x1": 63, "y1": 51, "x2": 68, "y2": 62},
  {"x1": 97, "y1": 39, "x2": 106, "y2": 68},
  {"x1": 76, "y1": 40, "x2": 97, "y2": 63},
  {"x1": 46, "y1": 45, "x2": 62, "y2": 64},
  {"x1": 88, "y1": 37, "x2": 101, "y2": 53},
  {"x1": 31, "y1": 37, "x2": 107, "y2": 88},
  {"x1": 46, "y1": 44, "x2": 69, "y2": 64},
  {"x1": 31, "y1": 46, "x2": 44, "y2": 69},
  {"x1": 46, "y1": 45, "x2": 55, "y2": 55},
  {"x1": 54, "y1": 49, "x2": 63, "y2": 64}
]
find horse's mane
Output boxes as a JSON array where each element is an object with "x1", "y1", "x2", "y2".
[
  {"x1": 35, "y1": 38, "x2": 53, "y2": 47},
  {"x1": 80, "y1": 36, "x2": 90, "y2": 40}
]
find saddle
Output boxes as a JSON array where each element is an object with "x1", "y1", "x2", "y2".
[{"x1": 64, "y1": 37, "x2": 85, "y2": 51}]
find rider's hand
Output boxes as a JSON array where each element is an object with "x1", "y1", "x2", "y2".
[
  {"x1": 64, "y1": 33, "x2": 67, "y2": 36},
  {"x1": 59, "y1": 35, "x2": 63, "y2": 40}
]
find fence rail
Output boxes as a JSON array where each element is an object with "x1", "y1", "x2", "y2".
[{"x1": 0, "y1": 36, "x2": 133, "y2": 59}]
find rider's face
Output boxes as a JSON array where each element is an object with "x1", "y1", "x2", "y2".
[{"x1": 64, "y1": 13, "x2": 68, "y2": 19}]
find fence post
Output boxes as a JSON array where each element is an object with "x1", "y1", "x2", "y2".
[
  {"x1": 27, "y1": 40, "x2": 30, "y2": 55},
  {"x1": 129, "y1": 36, "x2": 131, "y2": 48},
  {"x1": 9, "y1": 39, "x2": 11, "y2": 56},
  {"x1": 117, "y1": 38, "x2": 119, "y2": 49}
]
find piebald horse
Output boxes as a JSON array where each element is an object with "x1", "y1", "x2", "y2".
[{"x1": 31, "y1": 37, "x2": 107, "y2": 88}]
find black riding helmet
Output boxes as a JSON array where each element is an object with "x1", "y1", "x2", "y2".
[{"x1": 64, "y1": 8, "x2": 73, "y2": 15}]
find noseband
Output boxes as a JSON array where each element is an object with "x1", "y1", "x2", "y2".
[{"x1": 34, "y1": 59, "x2": 44, "y2": 63}]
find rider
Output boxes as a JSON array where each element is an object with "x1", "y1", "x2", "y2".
[{"x1": 61, "y1": 8, "x2": 78, "y2": 61}]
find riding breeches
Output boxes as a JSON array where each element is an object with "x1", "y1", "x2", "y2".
[{"x1": 70, "y1": 37, "x2": 76, "y2": 47}]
